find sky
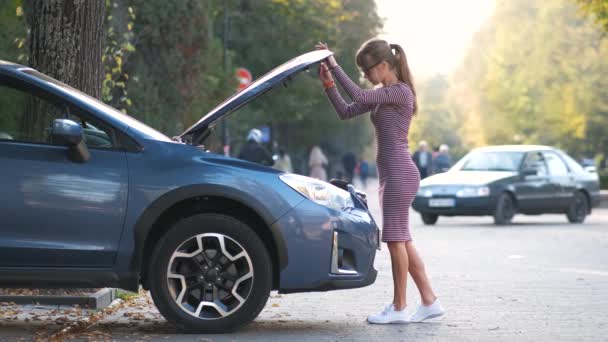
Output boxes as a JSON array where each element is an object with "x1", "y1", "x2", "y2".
[{"x1": 375, "y1": 0, "x2": 496, "y2": 79}]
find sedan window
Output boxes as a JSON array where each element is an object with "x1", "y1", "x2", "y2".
[
  {"x1": 543, "y1": 151, "x2": 569, "y2": 176},
  {"x1": 460, "y1": 151, "x2": 524, "y2": 171},
  {"x1": 521, "y1": 152, "x2": 548, "y2": 176}
]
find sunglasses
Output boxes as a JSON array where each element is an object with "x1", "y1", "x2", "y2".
[{"x1": 361, "y1": 60, "x2": 384, "y2": 76}]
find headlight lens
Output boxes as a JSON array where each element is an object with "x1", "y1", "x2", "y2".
[
  {"x1": 417, "y1": 188, "x2": 433, "y2": 197},
  {"x1": 279, "y1": 174, "x2": 354, "y2": 210},
  {"x1": 456, "y1": 186, "x2": 490, "y2": 198}
]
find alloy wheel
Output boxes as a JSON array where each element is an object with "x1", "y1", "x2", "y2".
[{"x1": 167, "y1": 233, "x2": 254, "y2": 320}]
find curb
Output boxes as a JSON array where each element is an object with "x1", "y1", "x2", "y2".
[{"x1": 0, "y1": 288, "x2": 115, "y2": 309}]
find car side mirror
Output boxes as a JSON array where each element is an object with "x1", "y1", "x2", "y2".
[
  {"x1": 51, "y1": 119, "x2": 90, "y2": 163},
  {"x1": 521, "y1": 167, "x2": 538, "y2": 176},
  {"x1": 51, "y1": 119, "x2": 82, "y2": 145}
]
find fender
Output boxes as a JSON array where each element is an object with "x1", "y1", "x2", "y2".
[{"x1": 131, "y1": 183, "x2": 292, "y2": 277}]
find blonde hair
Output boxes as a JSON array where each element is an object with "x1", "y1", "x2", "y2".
[{"x1": 355, "y1": 38, "x2": 417, "y2": 114}]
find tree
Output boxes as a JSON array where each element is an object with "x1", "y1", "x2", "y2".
[
  {"x1": 24, "y1": 0, "x2": 105, "y2": 99},
  {"x1": 20, "y1": 0, "x2": 105, "y2": 139},
  {"x1": 453, "y1": 0, "x2": 608, "y2": 158},
  {"x1": 576, "y1": 0, "x2": 608, "y2": 32}
]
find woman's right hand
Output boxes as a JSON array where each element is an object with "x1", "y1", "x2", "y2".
[{"x1": 315, "y1": 42, "x2": 338, "y2": 68}]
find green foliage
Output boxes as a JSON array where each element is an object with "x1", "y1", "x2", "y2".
[
  {"x1": 0, "y1": 1, "x2": 26, "y2": 132},
  {"x1": 102, "y1": 0, "x2": 137, "y2": 114},
  {"x1": 453, "y1": 0, "x2": 608, "y2": 159},
  {"x1": 576, "y1": 0, "x2": 608, "y2": 32},
  {"x1": 600, "y1": 173, "x2": 608, "y2": 189},
  {"x1": 0, "y1": 1, "x2": 26, "y2": 63},
  {"x1": 409, "y1": 75, "x2": 464, "y2": 157},
  {"x1": 124, "y1": 0, "x2": 233, "y2": 134}
]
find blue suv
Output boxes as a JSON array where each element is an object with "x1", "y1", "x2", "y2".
[{"x1": 0, "y1": 51, "x2": 379, "y2": 332}]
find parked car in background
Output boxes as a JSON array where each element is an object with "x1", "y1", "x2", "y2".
[
  {"x1": 413, "y1": 145, "x2": 601, "y2": 225},
  {"x1": 0, "y1": 50, "x2": 379, "y2": 333}
]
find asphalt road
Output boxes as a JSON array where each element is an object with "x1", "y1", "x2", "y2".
[{"x1": 1, "y1": 178, "x2": 607, "y2": 341}]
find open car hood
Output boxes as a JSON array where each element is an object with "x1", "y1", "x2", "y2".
[{"x1": 179, "y1": 50, "x2": 333, "y2": 145}]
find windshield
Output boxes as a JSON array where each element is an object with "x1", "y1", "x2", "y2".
[
  {"x1": 458, "y1": 151, "x2": 524, "y2": 172},
  {"x1": 22, "y1": 69, "x2": 172, "y2": 142}
]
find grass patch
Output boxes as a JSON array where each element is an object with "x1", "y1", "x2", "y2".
[{"x1": 115, "y1": 289, "x2": 139, "y2": 301}]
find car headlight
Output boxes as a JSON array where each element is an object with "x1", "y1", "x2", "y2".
[
  {"x1": 417, "y1": 188, "x2": 433, "y2": 197},
  {"x1": 279, "y1": 174, "x2": 354, "y2": 210},
  {"x1": 456, "y1": 186, "x2": 490, "y2": 198}
]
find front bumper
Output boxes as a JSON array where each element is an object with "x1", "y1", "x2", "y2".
[
  {"x1": 412, "y1": 195, "x2": 497, "y2": 215},
  {"x1": 274, "y1": 191, "x2": 379, "y2": 294}
]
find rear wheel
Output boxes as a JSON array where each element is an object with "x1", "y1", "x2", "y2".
[
  {"x1": 148, "y1": 213, "x2": 272, "y2": 333},
  {"x1": 566, "y1": 191, "x2": 588, "y2": 223},
  {"x1": 421, "y1": 213, "x2": 439, "y2": 225},
  {"x1": 493, "y1": 193, "x2": 516, "y2": 225}
]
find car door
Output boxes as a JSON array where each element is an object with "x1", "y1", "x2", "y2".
[
  {"x1": 0, "y1": 77, "x2": 128, "y2": 268},
  {"x1": 542, "y1": 150, "x2": 576, "y2": 210},
  {"x1": 514, "y1": 151, "x2": 557, "y2": 212}
]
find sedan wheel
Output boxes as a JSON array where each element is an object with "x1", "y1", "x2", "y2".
[
  {"x1": 493, "y1": 193, "x2": 516, "y2": 225},
  {"x1": 566, "y1": 191, "x2": 588, "y2": 223},
  {"x1": 421, "y1": 213, "x2": 439, "y2": 225},
  {"x1": 149, "y1": 214, "x2": 272, "y2": 333}
]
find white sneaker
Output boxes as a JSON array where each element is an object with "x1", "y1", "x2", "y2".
[
  {"x1": 409, "y1": 299, "x2": 445, "y2": 322},
  {"x1": 367, "y1": 303, "x2": 409, "y2": 324}
]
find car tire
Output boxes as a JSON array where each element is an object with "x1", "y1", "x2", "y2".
[
  {"x1": 493, "y1": 193, "x2": 516, "y2": 225},
  {"x1": 566, "y1": 191, "x2": 588, "y2": 223},
  {"x1": 421, "y1": 213, "x2": 439, "y2": 225},
  {"x1": 148, "y1": 213, "x2": 272, "y2": 333}
]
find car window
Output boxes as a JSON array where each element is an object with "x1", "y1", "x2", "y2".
[
  {"x1": 0, "y1": 84, "x2": 114, "y2": 149},
  {"x1": 558, "y1": 151, "x2": 585, "y2": 174},
  {"x1": 521, "y1": 152, "x2": 548, "y2": 176},
  {"x1": 543, "y1": 151, "x2": 569, "y2": 176},
  {"x1": 459, "y1": 151, "x2": 524, "y2": 171}
]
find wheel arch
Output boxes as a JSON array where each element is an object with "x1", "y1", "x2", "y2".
[{"x1": 133, "y1": 184, "x2": 288, "y2": 290}]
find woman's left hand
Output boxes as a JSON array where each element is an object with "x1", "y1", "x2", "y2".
[{"x1": 318, "y1": 62, "x2": 333, "y2": 84}]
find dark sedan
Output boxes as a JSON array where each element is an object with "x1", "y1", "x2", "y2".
[{"x1": 412, "y1": 145, "x2": 601, "y2": 225}]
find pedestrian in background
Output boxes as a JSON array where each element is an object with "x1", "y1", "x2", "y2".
[
  {"x1": 359, "y1": 159, "x2": 370, "y2": 189},
  {"x1": 274, "y1": 149, "x2": 293, "y2": 173},
  {"x1": 308, "y1": 145, "x2": 328, "y2": 181},
  {"x1": 413, "y1": 140, "x2": 432, "y2": 179},
  {"x1": 433, "y1": 144, "x2": 452, "y2": 173},
  {"x1": 237, "y1": 128, "x2": 274, "y2": 166},
  {"x1": 342, "y1": 151, "x2": 357, "y2": 183},
  {"x1": 317, "y1": 39, "x2": 443, "y2": 324}
]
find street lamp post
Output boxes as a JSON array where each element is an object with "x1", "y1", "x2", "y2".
[{"x1": 222, "y1": 1, "x2": 230, "y2": 156}]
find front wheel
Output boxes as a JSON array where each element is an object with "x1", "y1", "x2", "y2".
[
  {"x1": 148, "y1": 213, "x2": 272, "y2": 333},
  {"x1": 566, "y1": 191, "x2": 588, "y2": 223},
  {"x1": 421, "y1": 213, "x2": 439, "y2": 225},
  {"x1": 493, "y1": 193, "x2": 516, "y2": 225}
]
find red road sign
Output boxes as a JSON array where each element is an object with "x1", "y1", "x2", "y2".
[{"x1": 236, "y1": 67, "x2": 252, "y2": 91}]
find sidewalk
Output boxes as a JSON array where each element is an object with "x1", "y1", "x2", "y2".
[{"x1": 600, "y1": 190, "x2": 608, "y2": 208}]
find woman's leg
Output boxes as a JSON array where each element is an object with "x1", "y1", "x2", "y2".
[
  {"x1": 405, "y1": 241, "x2": 437, "y2": 305},
  {"x1": 387, "y1": 241, "x2": 409, "y2": 310}
]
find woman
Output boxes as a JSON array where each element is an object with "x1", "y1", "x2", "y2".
[
  {"x1": 308, "y1": 145, "x2": 328, "y2": 181},
  {"x1": 316, "y1": 39, "x2": 444, "y2": 324}
]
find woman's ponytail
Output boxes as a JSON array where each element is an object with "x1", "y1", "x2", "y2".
[{"x1": 390, "y1": 43, "x2": 417, "y2": 114}]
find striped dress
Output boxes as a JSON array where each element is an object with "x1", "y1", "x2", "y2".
[{"x1": 325, "y1": 65, "x2": 419, "y2": 242}]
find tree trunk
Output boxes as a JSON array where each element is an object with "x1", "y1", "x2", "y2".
[
  {"x1": 21, "y1": 0, "x2": 104, "y2": 140},
  {"x1": 24, "y1": 0, "x2": 105, "y2": 99}
]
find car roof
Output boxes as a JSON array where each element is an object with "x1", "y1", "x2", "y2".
[
  {"x1": 473, "y1": 145, "x2": 554, "y2": 153},
  {"x1": 0, "y1": 60, "x2": 31, "y2": 70}
]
